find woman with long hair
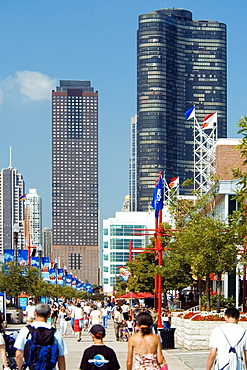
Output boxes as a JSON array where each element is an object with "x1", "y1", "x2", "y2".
[{"x1": 126, "y1": 312, "x2": 166, "y2": 370}]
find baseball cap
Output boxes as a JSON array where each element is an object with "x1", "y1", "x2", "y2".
[{"x1": 90, "y1": 324, "x2": 106, "y2": 338}]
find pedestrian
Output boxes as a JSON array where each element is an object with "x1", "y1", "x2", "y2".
[
  {"x1": 14, "y1": 303, "x2": 67, "y2": 370},
  {"x1": 0, "y1": 312, "x2": 10, "y2": 370},
  {"x1": 113, "y1": 307, "x2": 123, "y2": 341},
  {"x1": 121, "y1": 301, "x2": 130, "y2": 321},
  {"x1": 73, "y1": 303, "x2": 83, "y2": 342},
  {"x1": 161, "y1": 307, "x2": 172, "y2": 329},
  {"x1": 126, "y1": 312, "x2": 166, "y2": 370},
  {"x1": 90, "y1": 306, "x2": 102, "y2": 326},
  {"x1": 206, "y1": 307, "x2": 247, "y2": 370},
  {"x1": 25, "y1": 300, "x2": 36, "y2": 322},
  {"x1": 59, "y1": 306, "x2": 68, "y2": 337},
  {"x1": 79, "y1": 324, "x2": 120, "y2": 370},
  {"x1": 51, "y1": 303, "x2": 59, "y2": 328},
  {"x1": 150, "y1": 308, "x2": 158, "y2": 334},
  {"x1": 101, "y1": 304, "x2": 108, "y2": 329}
]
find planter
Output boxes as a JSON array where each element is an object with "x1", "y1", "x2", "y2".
[{"x1": 172, "y1": 316, "x2": 247, "y2": 350}]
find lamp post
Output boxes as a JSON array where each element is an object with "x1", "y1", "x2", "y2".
[{"x1": 12, "y1": 224, "x2": 19, "y2": 263}]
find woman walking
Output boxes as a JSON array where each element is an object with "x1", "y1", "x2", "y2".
[
  {"x1": 59, "y1": 306, "x2": 68, "y2": 337},
  {"x1": 126, "y1": 312, "x2": 166, "y2": 370}
]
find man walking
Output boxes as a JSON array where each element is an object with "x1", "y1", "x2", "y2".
[
  {"x1": 206, "y1": 307, "x2": 247, "y2": 370},
  {"x1": 14, "y1": 303, "x2": 67, "y2": 370}
]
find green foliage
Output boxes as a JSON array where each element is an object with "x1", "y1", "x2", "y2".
[{"x1": 201, "y1": 294, "x2": 236, "y2": 309}]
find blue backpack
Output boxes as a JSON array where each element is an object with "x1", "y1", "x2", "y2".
[{"x1": 24, "y1": 325, "x2": 59, "y2": 370}]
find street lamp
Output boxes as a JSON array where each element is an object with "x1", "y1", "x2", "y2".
[{"x1": 12, "y1": 224, "x2": 19, "y2": 263}]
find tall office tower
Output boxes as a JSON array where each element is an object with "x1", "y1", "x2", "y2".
[
  {"x1": 42, "y1": 227, "x2": 52, "y2": 258},
  {"x1": 52, "y1": 80, "x2": 99, "y2": 284},
  {"x1": 129, "y1": 115, "x2": 137, "y2": 211},
  {"x1": 0, "y1": 165, "x2": 25, "y2": 254},
  {"x1": 26, "y1": 188, "x2": 42, "y2": 248},
  {"x1": 137, "y1": 9, "x2": 227, "y2": 211}
]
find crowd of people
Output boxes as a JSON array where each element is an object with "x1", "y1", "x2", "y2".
[{"x1": 1, "y1": 299, "x2": 246, "y2": 370}]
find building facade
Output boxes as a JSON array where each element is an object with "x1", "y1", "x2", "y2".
[
  {"x1": 42, "y1": 227, "x2": 52, "y2": 258},
  {"x1": 103, "y1": 211, "x2": 155, "y2": 294},
  {"x1": 0, "y1": 166, "x2": 25, "y2": 254},
  {"x1": 129, "y1": 115, "x2": 137, "y2": 211},
  {"x1": 137, "y1": 8, "x2": 227, "y2": 211},
  {"x1": 52, "y1": 80, "x2": 99, "y2": 284},
  {"x1": 26, "y1": 188, "x2": 42, "y2": 249}
]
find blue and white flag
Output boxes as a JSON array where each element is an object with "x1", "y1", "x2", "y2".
[
  {"x1": 151, "y1": 176, "x2": 164, "y2": 219},
  {"x1": 185, "y1": 106, "x2": 195, "y2": 120}
]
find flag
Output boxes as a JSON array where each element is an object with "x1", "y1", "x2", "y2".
[
  {"x1": 119, "y1": 266, "x2": 131, "y2": 282},
  {"x1": 169, "y1": 177, "x2": 179, "y2": 189},
  {"x1": 185, "y1": 107, "x2": 195, "y2": 120},
  {"x1": 151, "y1": 176, "x2": 163, "y2": 219},
  {"x1": 19, "y1": 194, "x2": 26, "y2": 201},
  {"x1": 202, "y1": 112, "x2": 217, "y2": 130}
]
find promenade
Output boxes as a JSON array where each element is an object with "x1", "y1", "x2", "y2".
[{"x1": 6, "y1": 320, "x2": 209, "y2": 370}]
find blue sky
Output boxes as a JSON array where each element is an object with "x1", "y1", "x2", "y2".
[{"x1": 0, "y1": 0, "x2": 246, "y2": 227}]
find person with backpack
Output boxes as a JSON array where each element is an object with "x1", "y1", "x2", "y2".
[
  {"x1": 206, "y1": 307, "x2": 247, "y2": 370},
  {"x1": 14, "y1": 303, "x2": 67, "y2": 370},
  {"x1": 79, "y1": 324, "x2": 120, "y2": 370}
]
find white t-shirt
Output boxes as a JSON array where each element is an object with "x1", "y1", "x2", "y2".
[
  {"x1": 25, "y1": 305, "x2": 36, "y2": 319},
  {"x1": 209, "y1": 323, "x2": 247, "y2": 370}
]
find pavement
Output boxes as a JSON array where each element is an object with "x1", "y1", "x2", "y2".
[{"x1": 5, "y1": 321, "x2": 209, "y2": 370}]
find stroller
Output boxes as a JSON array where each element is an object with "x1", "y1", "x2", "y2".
[{"x1": 4, "y1": 332, "x2": 18, "y2": 370}]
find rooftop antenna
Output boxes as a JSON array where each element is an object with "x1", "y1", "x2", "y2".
[{"x1": 8, "y1": 146, "x2": 12, "y2": 169}]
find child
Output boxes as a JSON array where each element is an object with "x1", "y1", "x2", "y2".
[
  {"x1": 79, "y1": 324, "x2": 120, "y2": 370},
  {"x1": 126, "y1": 316, "x2": 134, "y2": 337}
]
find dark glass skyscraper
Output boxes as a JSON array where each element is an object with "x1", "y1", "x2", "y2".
[
  {"x1": 137, "y1": 9, "x2": 227, "y2": 211},
  {"x1": 52, "y1": 80, "x2": 98, "y2": 284}
]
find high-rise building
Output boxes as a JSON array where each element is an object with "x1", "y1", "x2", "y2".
[
  {"x1": 26, "y1": 188, "x2": 42, "y2": 248},
  {"x1": 42, "y1": 227, "x2": 52, "y2": 258},
  {"x1": 0, "y1": 164, "x2": 25, "y2": 254},
  {"x1": 52, "y1": 80, "x2": 99, "y2": 284},
  {"x1": 137, "y1": 8, "x2": 227, "y2": 211},
  {"x1": 129, "y1": 115, "x2": 137, "y2": 211}
]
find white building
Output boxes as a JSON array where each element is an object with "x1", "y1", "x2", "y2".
[
  {"x1": 26, "y1": 188, "x2": 42, "y2": 248},
  {"x1": 103, "y1": 211, "x2": 157, "y2": 294},
  {"x1": 0, "y1": 166, "x2": 25, "y2": 254}
]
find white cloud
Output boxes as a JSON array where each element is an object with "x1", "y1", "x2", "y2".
[{"x1": 0, "y1": 71, "x2": 57, "y2": 104}]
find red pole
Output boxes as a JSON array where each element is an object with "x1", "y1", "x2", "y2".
[
  {"x1": 28, "y1": 233, "x2": 31, "y2": 267},
  {"x1": 129, "y1": 240, "x2": 133, "y2": 262},
  {"x1": 157, "y1": 209, "x2": 163, "y2": 329}
]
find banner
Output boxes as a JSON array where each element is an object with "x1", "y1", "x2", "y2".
[
  {"x1": 76, "y1": 280, "x2": 81, "y2": 291},
  {"x1": 41, "y1": 257, "x2": 50, "y2": 281},
  {"x1": 57, "y1": 269, "x2": 64, "y2": 286},
  {"x1": 31, "y1": 257, "x2": 39, "y2": 268},
  {"x1": 4, "y1": 249, "x2": 14, "y2": 264},
  {"x1": 65, "y1": 274, "x2": 72, "y2": 287},
  {"x1": 119, "y1": 266, "x2": 131, "y2": 282},
  {"x1": 71, "y1": 277, "x2": 77, "y2": 289},
  {"x1": 18, "y1": 250, "x2": 28, "y2": 267},
  {"x1": 85, "y1": 284, "x2": 93, "y2": 293},
  {"x1": 49, "y1": 268, "x2": 56, "y2": 284}
]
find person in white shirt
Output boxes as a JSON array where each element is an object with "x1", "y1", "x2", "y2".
[
  {"x1": 90, "y1": 306, "x2": 102, "y2": 326},
  {"x1": 206, "y1": 307, "x2": 247, "y2": 370},
  {"x1": 25, "y1": 301, "x2": 36, "y2": 321}
]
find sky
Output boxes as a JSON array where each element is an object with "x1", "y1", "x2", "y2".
[{"x1": 0, "y1": 0, "x2": 246, "y2": 227}]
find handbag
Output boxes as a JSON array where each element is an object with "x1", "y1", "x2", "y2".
[
  {"x1": 160, "y1": 364, "x2": 168, "y2": 370},
  {"x1": 65, "y1": 316, "x2": 70, "y2": 321}
]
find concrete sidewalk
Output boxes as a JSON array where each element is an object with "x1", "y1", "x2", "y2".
[{"x1": 6, "y1": 321, "x2": 208, "y2": 370}]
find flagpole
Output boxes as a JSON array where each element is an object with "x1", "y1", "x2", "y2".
[{"x1": 157, "y1": 207, "x2": 163, "y2": 329}]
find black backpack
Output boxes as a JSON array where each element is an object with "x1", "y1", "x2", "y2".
[{"x1": 24, "y1": 325, "x2": 59, "y2": 370}]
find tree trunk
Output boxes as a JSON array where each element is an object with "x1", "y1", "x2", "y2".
[
  {"x1": 206, "y1": 274, "x2": 211, "y2": 312},
  {"x1": 216, "y1": 272, "x2": 222, "y2": 313},
  {"x1": 198, "y1": 279, "x2": 202, "y2": 311}
]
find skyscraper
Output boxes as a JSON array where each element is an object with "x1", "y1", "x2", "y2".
[
  {"x1": 0, "y1": 164, "x2": 25, "y2": 254},
  {"x1": 137, "y1": 9, "x2": 227, "y2": 211},
  {"x1": 52, "y1": 80, "x2": 99, "y2": 284},
  {"x1": 26, "y1": 188, "x2": 42, "y2": 248}
]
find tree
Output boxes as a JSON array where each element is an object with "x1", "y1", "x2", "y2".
[{"x1": 176, "y1": 213, "x2": 238, "y2": 311}]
